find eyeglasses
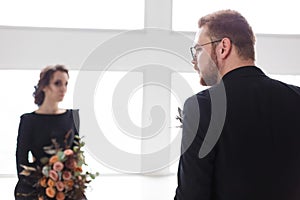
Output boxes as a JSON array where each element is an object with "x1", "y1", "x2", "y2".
[{"x1": 190, "y1": 39, "x2": 222, "y2": 60}]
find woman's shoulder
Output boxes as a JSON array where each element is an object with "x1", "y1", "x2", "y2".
[
  {"x1": 70, "y1": 109, "x2": 79, "y2": 114},
  {"x1": 20, "y1": 112, "x2": 36, "y2": 119},
  {"x1": 20, "y1": 109, "x2": 78, "y2": 118},
  {"x1": 70, "y1": 109, "x2": 80, "y2": 120},
  {"x1": 18, "y1": 112, "x2": 37, "y2": 126}
]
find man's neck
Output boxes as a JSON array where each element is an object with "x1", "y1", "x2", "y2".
[{"x1": 220, "y1": 59, "x2": 255, "y2": 78}]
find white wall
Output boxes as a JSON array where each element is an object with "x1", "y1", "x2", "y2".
[{"x1": 1, "y1": 27, "x2": 300, "y2": 75}]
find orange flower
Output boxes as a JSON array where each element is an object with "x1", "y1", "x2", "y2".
[
  {"x1": 64, "y1": 180, "x2": 74, "y2": 190},
  {"x1": 45, "y1": 187, "x2": 56, "y2": 198},
  {"x1": 47, "y1": 178, "x2": 56, "y2": 187},
  {"x1": 38, "y1": 196, "x2": 44, "y2": 200},
  {"x1": 39, "y1": 176, "x2": 47, "y2": 188},
  {"x1": 75, "y1": 166, "x2": 82, "y2": 172},
  {"x1": 49, "y1": 155, "x2": 59, "y2": 164},
  {"x1": 64, "y1": 149, "x2": 74, "y2": 156},
  {"x1": 56, "y1": 191, "x2": 65, "y2": 200}
]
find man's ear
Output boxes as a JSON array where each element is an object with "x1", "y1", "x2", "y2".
[{"x1": 218, "y1": 37, "x2": 232, "y2": 59}]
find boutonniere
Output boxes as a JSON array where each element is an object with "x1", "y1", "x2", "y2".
[{"x1": 175, "y1": 107, "x2": 183, "y2": 128}]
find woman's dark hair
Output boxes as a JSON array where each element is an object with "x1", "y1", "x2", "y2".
[{"x1": 33, "y1": 64, "x2": 69, "y2": 106}]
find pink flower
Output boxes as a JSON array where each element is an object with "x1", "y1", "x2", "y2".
[
  {"x1": 53, "y1": 161, "x2": 64, "y2": 172},
  {"x1": 55, "y1": 181, "x2": 65, "y2": 192},
  {"x1": 49, "y1": 170, "x2": 58, "y2": 181},
  {"x1": 64, "y1": 149, "x2": 74, "y2": 156},
  {"x1": 65, "y1": 158, "x2": 77, "y2": 170},
  {"x1": 62, "y1": 171, "x2": 72, "y2": 180}
]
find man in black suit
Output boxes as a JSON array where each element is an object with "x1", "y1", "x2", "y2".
[{"x1": 174, "y1": 9, "x2": 300, "y2": 200}]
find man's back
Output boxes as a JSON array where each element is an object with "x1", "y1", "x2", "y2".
[
  {"x1": 175, "y1": 66, "x2": 300, "y2": 200},
  {"x1": 215, "y1": 66, "x2": 300, "y2": 199}
]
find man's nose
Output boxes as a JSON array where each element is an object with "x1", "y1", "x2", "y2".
[{"x1": 191, "y1": 60, "x2": 199, "y2": 71}]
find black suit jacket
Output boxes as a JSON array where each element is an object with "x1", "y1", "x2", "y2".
[{"x1": 175, "y1": 66, "x2": 300, "y2": 200}]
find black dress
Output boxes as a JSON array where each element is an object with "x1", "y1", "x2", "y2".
[{"x1": 14, "y1": 109, "x2": 80, "y2": 200}]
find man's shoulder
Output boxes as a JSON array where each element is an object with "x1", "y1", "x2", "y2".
[
  {"x1": 196, "y1": 89, "x2": 210, "y2": 98},
  {"x1": 184, "y1": 89, "x2": 211, "y2": 109},
  {"x1": 269, "y1": 78, "x2": 300, "y2": 95}
]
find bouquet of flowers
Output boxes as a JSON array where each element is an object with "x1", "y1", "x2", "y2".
[{"x1": 20, "y1": 132, "x2": 98, "y2": 200}]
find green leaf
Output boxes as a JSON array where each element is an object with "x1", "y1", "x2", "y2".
[
  {"x1": 57, "y1": 151, "x2": 65, "y2": 161},
  {"x1": 40, "y1": 157, "x2": 49, "y2": 165}
]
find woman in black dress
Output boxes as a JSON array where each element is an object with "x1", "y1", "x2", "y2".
[{"x1": 14, "y1": 65, "x2": 81, "y2": 199}]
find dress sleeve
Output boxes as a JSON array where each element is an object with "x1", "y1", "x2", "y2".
[
  {"x1": 174, "y1": 95, "x2": 216, "y2": 200},
  {"x1": 71, "y1": 109, "x2": 80, "y2": 147},
  {"x1": 72, "y1": 109, "x2": 80, "y2": 137},
  {"x1": 16, "y1": 114, "x2": 33, "y2": 178}
]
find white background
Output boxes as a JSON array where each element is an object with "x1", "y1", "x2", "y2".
[{"x1": 1, "y1": 0, "x2": 300, "y2": 199}]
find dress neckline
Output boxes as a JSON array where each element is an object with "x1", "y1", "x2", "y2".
[{"x1": 32, "y1": 109, "x2": 69, "y2": 116}]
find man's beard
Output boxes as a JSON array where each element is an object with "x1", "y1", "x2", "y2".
[{"x1": 200, "y1": 50, "x2": 219, "y2": 86}]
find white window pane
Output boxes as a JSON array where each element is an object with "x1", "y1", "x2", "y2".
[
  {"x1": 173, "y1": 0, "x2": 300, "y2": 34},
  {"x1": 269, "y1": 74, "x2": 300, "y2": 86},
  {"x1": 0, "y1": 0, "x2": 144, "y2": 29},
  {"x1": 93, "y1": 71, "x2": 142, "y2": 158},
  {"x1": 0, "y1": 70, "x2": 38, "y2": 174}
]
